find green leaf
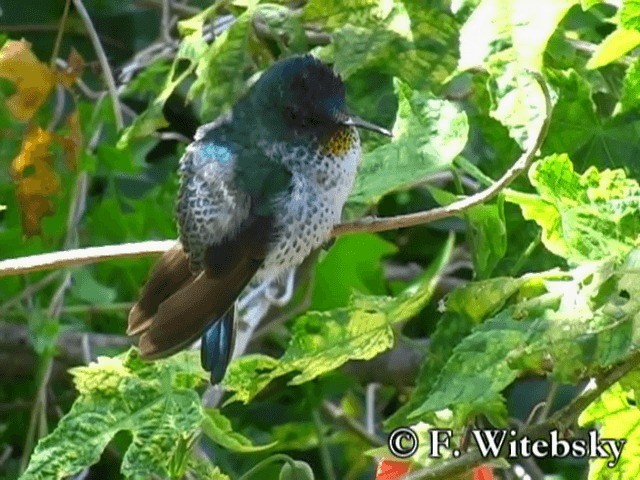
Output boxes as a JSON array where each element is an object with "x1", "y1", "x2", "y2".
[
  {"x1": 459, "y1": 0, "x2": 576, "y2": 72},
  {"x1": 255, "y1": 4, "x2": 308, "y2": 53},
  {"x1": 428, "y1": 187, "x2": 507, "y2": 279},
  {"x1": 118, "y1": 5, "x2": 218, "y2": 147},
  {"x1": 581, "y1": 0, "x2": 602, "y2": 8},
  {"x1": 386, "y1": 273, "x2": 542, "y2": 428},
  {"x1": 69, "y1": 269, "x2": 117, "y2": 305},
  {"x1": 505, "y1": 154, "x2": 640, "y2": 262},
  {"x1": 347, "y1": 79, "x2": 468, "y2": 207},
  {"x1": 187, "y1": 455, "x2": 231, "y2": 480},
  {"x1": 459, "y1": 0, "x2": 575, "y2": 149},
  {"x1": 621, "y1": 0, "x2": 640, "y2": 31},
  {"x1": 305, "y1": 0, "x2": 460, "y2": 90},
  {"x1": 201, "y1": 408, "x2": 276, "y2": 452},
  {"x1": 579, "y1": 381, "x2": 640, "y2": 477},
  {"x1": 21, "y1": 349, "x2": 208, "y2": 479},
  {"x1": 279, "y1": 460, "x2": 315, "y2": 480},
  {"x1": 224, "y1": 234, "x2": 455, "y2": 403},
  {"x1": 541, "y1": 68, "x2": 640, "y2": 178},
  {"x1": 310, "y1": 233, "x2": 397, "y2": 311},
  {"x1": 622, "y1": 58, "x2": 640, "y2": 112},
  {"x1": 188, "y1": 6, "x2": 269, "y2": 121},
  {"x1": 586, "y1": 27, "x2": 640, "y2": 69},
  {"x1": 407, "y1": 250, "x2": 640, "y2": 425}
]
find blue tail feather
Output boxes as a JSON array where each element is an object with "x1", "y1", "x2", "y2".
[{"x1": 201, "y1": 309, "x2": 236, "y2": 384}]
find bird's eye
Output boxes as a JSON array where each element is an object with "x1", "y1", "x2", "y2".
[
  {"x1": 284, "y1": 104, "x2": 309, "y2": 129},
  {"x1": 285, "y1": 104, "x2": 298, "y2": 122}
]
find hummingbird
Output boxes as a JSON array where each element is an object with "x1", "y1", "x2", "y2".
[{"x1": 127, "y1": 55, "x2": 391, "y2": 383}]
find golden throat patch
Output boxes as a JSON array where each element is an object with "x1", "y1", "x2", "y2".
[{"x1": 320, "y1": 127, "x2": 356, "y2": 157}]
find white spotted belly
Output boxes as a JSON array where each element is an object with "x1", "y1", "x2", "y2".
[{"x1": 256, "y1": 138, "x2": 361, "y2": 280}]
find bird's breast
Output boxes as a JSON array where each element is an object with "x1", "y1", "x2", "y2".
[{"x1": 257, "y1": 132, "x2": 361, "y2": 279}]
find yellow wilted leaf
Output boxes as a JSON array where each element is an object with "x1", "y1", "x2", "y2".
[
  {"x1": 11, "y1": 126, "x2": 61, "y2": 235},
  {"x1": 0, "y1": 39, "x2": 56, "y2": 122}
]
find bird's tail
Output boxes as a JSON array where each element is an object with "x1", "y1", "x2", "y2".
[{"x1": 201, "y1": 309, "x2": 236, "y2": 384}]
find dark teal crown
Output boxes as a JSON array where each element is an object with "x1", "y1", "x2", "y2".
[{"x1": 250, "y1": 55, "x2": 347, "y2": 140}]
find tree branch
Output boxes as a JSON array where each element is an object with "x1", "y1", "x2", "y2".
[{"x1": 0, "y1": 241, "x2": 176, "y2": 277}]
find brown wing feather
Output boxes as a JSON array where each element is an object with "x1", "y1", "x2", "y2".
[
  {"x1": 127, "y1": 243, "x2": 192, "y2": 336},
  {"x1": 129, "y1": 215, "x2": 273, "y2": 360}
]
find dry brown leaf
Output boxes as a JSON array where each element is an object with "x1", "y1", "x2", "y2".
[{"x1": 0, "y1": 39, "x2": 55, "y2": 121}]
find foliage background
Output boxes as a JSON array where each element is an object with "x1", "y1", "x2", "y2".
[{"x1": 2, "y1": 0, "x2": 640, "y2": 479}]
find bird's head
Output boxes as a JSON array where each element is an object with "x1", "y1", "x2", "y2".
[{"x1": 249, "y1": 55, "x2": 391, "y2": 145}]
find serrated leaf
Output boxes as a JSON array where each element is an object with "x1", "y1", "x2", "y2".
[
  {"x1": 348, "y1": 79, "x2": 468, "y2": 207},
  {"x1": 542, "y1": 68, "x2": 640, "y2": 179},
  {"x1": 223, "y1": 235, "x2": 454, "y2": 403},
  {"x1": 201, "y1": 408, "x2": 276, "y2": 452},
  {"x1": 459, "y1": 0, "x2": 575, "y2": 149},
  {"x1": 255, "y1": 4, "x2": 308, "y2": 53},
  {"x1": 21, "y1": 349, "x2": 208, "y2": 479},
  {"x1": 307, "y1": 0, "x2": 459, "y2": 90},
  {"x1": 389, "y1": 273, "x2": 546, "y2": 427},
  {"x1": 579, "y1": 381, "x2": 640, "y2": 478},
  {"x1": 506, "y1": 154, "x2": 640, "y2": 262},
  {"x1": 188, "y1": 7, "x2": 267, "y2": 121},
  {"x1": 118, "y1": 6, "x2": 217, "y2": 147},
  {"x1": 407, "y1": 250, "x2": 640, "y2": 426}
]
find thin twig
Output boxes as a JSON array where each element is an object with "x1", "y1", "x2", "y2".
[
  {"x1": 50, "y1": 0, "x2": 72, "y2": 67},
  {"x1": 332, "y1": 73, "x2": 552, "y2": 236},
  {"x1": 160, "y1": 0, "x2": 172, "y2": 42},
  {"x1": 72, "y1": 0, "x2": 124, "y2": 129}
]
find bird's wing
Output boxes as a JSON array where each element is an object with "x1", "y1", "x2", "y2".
[
  {"x1": 135, "y1": 214, "x2": 273, "y2": 359},
  {"x1": 128, "y1": 121, "x2": 289, "y2": 360}
]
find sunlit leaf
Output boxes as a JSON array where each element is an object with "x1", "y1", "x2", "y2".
[
  {"x1": 348, "y1": 79, "x2": 468, "y2": 208},
  {"x1": 586, "y1": 27, "x2": 640, "y2": 69},
  {"x1": 506, "y1": 154, "x2": 640, "y2": 262},
  {"x1": 406, "y1": 249, "x2": 640, "y2": 426},
  {"x1": 201, "y1": 408, "x2": 276, "y2": 452},
  {"x1": 0, "y1": 39, "x2": 55, "y2": 121},
  {"x1": 22, "y1": 349, "x2": 208, "y2": 479},
  {"x1": 580, "y1": 381, "x2": 640, "y2": 478}
]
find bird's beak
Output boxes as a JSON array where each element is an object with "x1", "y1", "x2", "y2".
[{"x1": 342, "y1": 115, "x2": 392, "y2": 137}]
